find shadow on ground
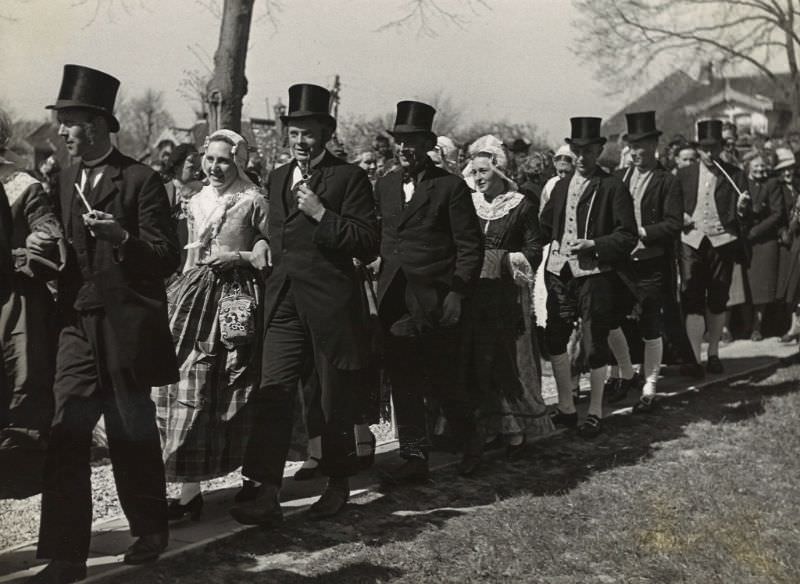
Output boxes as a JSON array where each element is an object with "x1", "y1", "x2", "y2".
[{"x1": 112, "y1": 356, "x2": 800, "y2": 583}]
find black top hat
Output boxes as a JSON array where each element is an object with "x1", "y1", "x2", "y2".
[
  {"x1": 696, "y1": 119, "x2": 723, "y2": 146},
  {"x1": 46, "y1": 65, "x2": 120, "y2": 132},
  {"x1": 389, "y1": 101, "x2": 436, "y2": 137},
  {"x1": 565, "y1": 117, "x2": 606, "y2": 146},
  {"x1": 623, "y1": 111, "x2": 662, "y2": 142},
  {"x1": 281, "y1": 84, "x2": 335, "y2": 127}
]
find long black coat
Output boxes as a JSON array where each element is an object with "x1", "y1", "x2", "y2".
[
  {"x1": 537, "y1": 167, "x2": 638, "y2": 268},
  {"x1": 616, "y1": 164, "x2": 683, "y2": 260},
  {"x1": 264, "y1": 151, "x2": 379, "y2": 370},
  {"x1": 375, "y1": 164, "x2": 483, "y2": 324},
  {"x1": 56, "y1": 148, "x2": 179, "y2": 387}
]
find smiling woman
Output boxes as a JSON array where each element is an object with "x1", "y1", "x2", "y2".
[{"x1": 151, "y1": 129, "x2": 271, "y2": 520}]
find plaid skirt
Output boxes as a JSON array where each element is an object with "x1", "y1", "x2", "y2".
[{"x1": 152, "y1": 266, "x2": 262, "y2": 482}]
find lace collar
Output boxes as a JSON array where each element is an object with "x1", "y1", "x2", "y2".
[{"x1": 471, "y1": 191, "x2": 525, "y2": 221}]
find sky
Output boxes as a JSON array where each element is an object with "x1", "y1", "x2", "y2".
[{"x1": 0, "y1": 0, "x2": 624, "y2": 145}]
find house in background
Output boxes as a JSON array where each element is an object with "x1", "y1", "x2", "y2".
[{"x1": 603, "y1": 67, "x2": 796, "y2": 146}]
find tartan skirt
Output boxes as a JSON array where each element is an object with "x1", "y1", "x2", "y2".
[{"x1": 152, "y1": 266, "x2": 262, "y2": 482}]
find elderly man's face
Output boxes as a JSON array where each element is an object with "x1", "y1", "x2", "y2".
[
  {"x1": 358, "y1": 151, "x2": 378, "y2": 179},
  {"x1": 698, "y1": 142, "x2": 722, "y2": 168},
  {"x1": 288, "y1": 119, "x2": 331, "y2": 164},
  {"x1": 57, "y1": 109, "x2": 103, "y2": 159},
  {"x1": 395, "y1": 133, "x2": 433, "y2": 171}
]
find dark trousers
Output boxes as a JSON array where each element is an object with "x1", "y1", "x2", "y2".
[
  {"x1": 680, "y1": 239, "x2": 736, "y2": 315},
  {"x1": 545, "y1": 269, "x2": 620, "y2": 369},
  {"x1": 380, "y1": 276, "x2": 474, "y2": 460},
  {"x1": 37, "y1": 311, "x2": 167, "y2": 562},
  {"x1": 242, "y1": 284, "x2": 359, "y2": 487},
  {"x1": 615, "y1": 258, "x2": 667, "y2": 340}
]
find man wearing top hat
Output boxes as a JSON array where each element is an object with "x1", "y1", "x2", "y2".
[
  {"x1": 27, "y1": 64, "x2": 178, "y2": 582},
  {"x1": 374, "y1": 100, "x2": 484, "y2": 481},
  {"x1": 232, "y1": 84, "x2": 378, "y2": 525},
  {"x1": 677, "y1": 119, "x2": 750, "y2": 377},
  {"x1": 537, "y1": 117, "x2": 638, "y2": 438},
  {"x1": 602, "y1": 111, "x2": 683, "y2": 411}
]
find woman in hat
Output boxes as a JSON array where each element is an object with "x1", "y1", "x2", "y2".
[
  {"x1": 462, "y1": 136, "x2": 553, "y2": 458},
  {"x1": 152, "y1": 129, "x2": 270, "y2": 519},
  {"x1": 775, "y1": 148, "x2": 800, "y2": 341},
  {"x1": 741, "y1": 150, "x2": 784, "y2": 340}
]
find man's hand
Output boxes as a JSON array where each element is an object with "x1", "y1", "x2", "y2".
[
  {"x1": 440, "y1": 291, "x2": 463, "y2": 327},
  {"x1": 83, "y1": 211, "x2": 127, "y2": 244},
  {"x1": 26, "y1": 230, "x2": 58, "y2": 254},
  {"x1": 737, "y1": 190, "x2": 751, "y2": 213},
  {"x1": 367, "y1": 257, "x2": 382, "y2": 274},
  {"x1": 568, "y1": 239, "x2": 595, "y2": 255},
  {"x1": 682, "y1": 212, "x2": 695, "y2": 233},
  {"x1": 197, "y1": 251, "x2": 241, "y2": 271},
  {"x1": 296, "y1": 183, "x2": 325, "y2": 221}
]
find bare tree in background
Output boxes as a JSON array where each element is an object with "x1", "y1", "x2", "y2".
[
  {"x1": 455, "y1": 120, "x2": 548, "y2": 150},
  {"x1": 574, "y1": 0, "x2": 800, "y2": 121},
  {"x1": 116, "y1": 89, "x2": 174, "y2": 157}
]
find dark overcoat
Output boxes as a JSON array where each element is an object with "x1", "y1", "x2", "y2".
[
  {"x1": 375, "y1": 164, "x2": 483, "y2": 324},
  {"x1": 0, "y1": 184, "x2": 11, "y2": 293},
  {"x1": 56, "y1": 148, "x2": 179, "y2": 387},
  {"x1": 264, "y1": 151, "x2": 379, "y2": 370}
]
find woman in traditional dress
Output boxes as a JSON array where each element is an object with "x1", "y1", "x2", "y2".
[
  {"x1": 462, "y1": 137, "x2": 553, "y2": 460},
  {"x1": 152, "y1": 129, "x2": 269, "y2": 519},
  {"x1": 741, "y1": 151, "x2": 783, "y2": 340}
]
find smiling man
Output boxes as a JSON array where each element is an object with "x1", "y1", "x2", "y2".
[
  {"x1": 375, "y1": 101, "x2": 484, "y2": 481},
  {"x1": 232, "y1": 84, "x2": 378, "y2": 526},
  {"x1": 27, "y1": 64, "x2": 178, "y2": 583}
]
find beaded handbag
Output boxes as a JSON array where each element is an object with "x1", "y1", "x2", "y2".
[{"x1": 218, "y1": 280, "x2": 257, "y2": 349}]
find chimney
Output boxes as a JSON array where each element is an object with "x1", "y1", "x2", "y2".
[{"x1": 699, "y1": 61, "x2": 714, "y2": 85}]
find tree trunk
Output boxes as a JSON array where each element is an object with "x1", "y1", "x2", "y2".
[{"x1": 206, "y1": 0, "x2": 255, "y2": 133}]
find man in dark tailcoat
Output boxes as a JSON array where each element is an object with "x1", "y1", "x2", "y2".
[
  {"x1": 27, "y1": 65, "x2": 178, "y2": 583},
  {"x1": 232, "y1": 84, "x2": 378, "y2": 525},
  {"x1": 677, "y1": 119, "x2": 751, "y2": 376},
  {"x1": 537, "y1": 117, "x2": 638, "y2": 438},
  {"x1": 375, "y1": 101, "x2": 484, "y2": 480},
  {"x1": 603, "y1": 111, "x2": 683, "y2": 411}
]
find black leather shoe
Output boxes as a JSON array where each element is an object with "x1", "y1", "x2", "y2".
[
  {"x1": 606, "y1": 376, "x2": 636, "y2": 404},
  {"x1": 706, "y1": 355, "x2": 724, "y2": 374},
  {"x1": 679, "y1": 363, "x2": 706, "y2": 379},
  {"x1": 549, "y1": 409, "x2": 578, "y2": 429},
  {"x1": 577, "y1": 414, "x2": 602, "y2": 439},
  {"x1": 632, "y1": 395, "x2": 658, "y2": 413},
  {"x1": 308, "y1": 478, "x2": 350, "y2": 520},
  {"x1": 27, "y1": 560, "x2": 86, "y2": 583},
  {"x1": 229, "y1": 485, "x2": 283, "y2": 527},
  {"x1": 167, "y1": 493, "x2": 203, "y2": 521},
  {"x1": 123, "y1": 532, "x2": 168, "y2": 565},
  {"x1": 381, "y1": 457, "x2": 430, "y2": 485},
  {"x1": 234, "y1": 479, "x2": 261, "y2": 503},
  {"x1": 293, "y1": 457, "x2": 321, "y2": 481}
]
